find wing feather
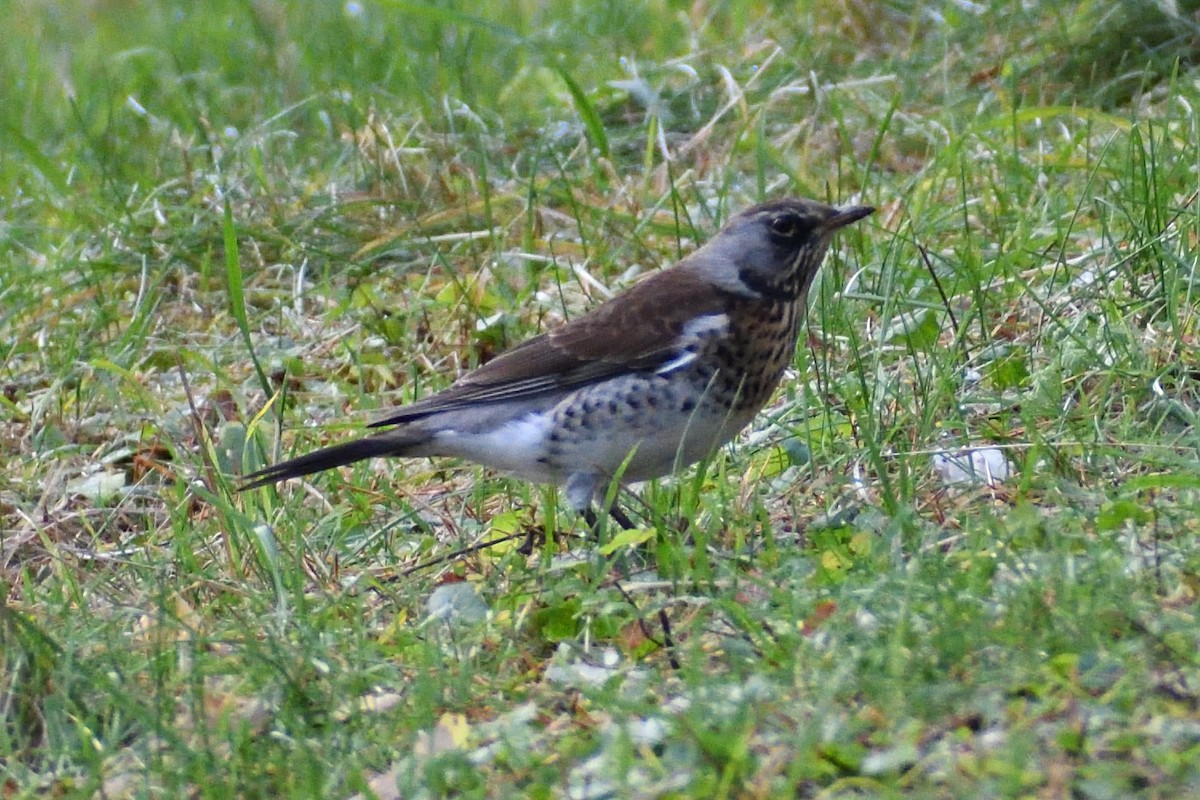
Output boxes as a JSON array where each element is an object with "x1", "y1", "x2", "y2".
[{"x1": 369, "y1": 267, "x2": 728, "y2": 428}]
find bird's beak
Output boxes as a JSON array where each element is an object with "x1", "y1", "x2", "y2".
[{"x1": 822, "y1": 205, "x2": 875, "y2": 231}]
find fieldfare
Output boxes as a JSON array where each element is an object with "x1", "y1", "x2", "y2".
[{"x1": 241, "y1": 197, "x2": 872, "y2": 525}]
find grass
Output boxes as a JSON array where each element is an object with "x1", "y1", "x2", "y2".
[{"x1": 3, "y1": 0, "x2": 1200, "y2": 797}]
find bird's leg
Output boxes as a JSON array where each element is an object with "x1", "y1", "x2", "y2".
[
  {"x1": 582, "y1": 506, "x2": 599, "y2": 531},
  {"x1": 582, "y1": 503, "x2": 638, "y2": 533},
  {"x1": 570, "y1": 472, "x2": 633, "y2": 535},
  {"x1": 608, "y1": 504, "x2": 637, "y2": 531}
]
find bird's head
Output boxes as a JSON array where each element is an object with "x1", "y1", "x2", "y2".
[{"x1": 688, "y1": 198, "x2": 873, "y2": 302}]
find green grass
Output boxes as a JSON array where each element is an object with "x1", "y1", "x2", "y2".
[{"x1": 4, "y1": 0, "x2": 1200, "y2": 797}]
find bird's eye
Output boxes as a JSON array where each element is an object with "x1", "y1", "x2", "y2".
[{"x1": 769, "y1": 213, "x2": 802, "y2": 238}]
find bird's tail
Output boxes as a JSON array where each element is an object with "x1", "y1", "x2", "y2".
[{"x1": 238, "y1": 431, "x2": 424, "y2": 491}]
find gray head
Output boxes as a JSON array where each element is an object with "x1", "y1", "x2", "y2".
[{"x1": 687, "y1": 198, "x2": 874, "y2": 301}]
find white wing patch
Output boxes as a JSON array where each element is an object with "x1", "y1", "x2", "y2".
[{"x1": 655, "y1": 312, "x2": 729, "y2": 375}]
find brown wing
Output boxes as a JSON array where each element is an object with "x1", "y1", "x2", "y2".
[{"x1": 369, "y1": 267, "x2": 728, "y2": 428}]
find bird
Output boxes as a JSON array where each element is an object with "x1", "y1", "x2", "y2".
[{"x1": 241, "y1": 197, "x2": 873, "y2": 527}]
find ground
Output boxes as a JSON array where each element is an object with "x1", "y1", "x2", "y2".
[{"x1": 2, "y1": 0, "x2": 1199, "y2": 797}]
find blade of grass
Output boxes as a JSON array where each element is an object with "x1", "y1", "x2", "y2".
[
  {"x1": 223, "y1": 197, "x2": 273, "y2": 399},
  {"x1": 554, "y1": 64, "x2": 610, "y2": 160}
]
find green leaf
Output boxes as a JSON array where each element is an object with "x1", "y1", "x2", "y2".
[
  {"x1": 750, "y1": 445, "x2": 791, "y2": 480},
  {"x1": 1097, "y1": 499, "x2": 1151, "y2": 530},
  {"x1": 1120, "y1": 472, "x2": 1200, "y2": 493},
  {"x1": 597, "y1": 526, "x2": 656, "y2": 555},
  {"x1": 534, "y1": 599, "x2": 581, "y2": 642},
  {"x1": 882, "y1": 308, "x2": 942, "y2": 351},
  {"x1": 989, "y1": 351, "x2": 1030, "y2": 389},
  {"x1": 554, "y1": 65, "x2": 610, "y2": 159}
]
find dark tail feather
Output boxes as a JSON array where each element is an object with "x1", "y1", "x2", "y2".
[{"x1": 239, "y1": 433, "x2": 421, "y2": 491}]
